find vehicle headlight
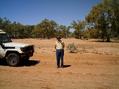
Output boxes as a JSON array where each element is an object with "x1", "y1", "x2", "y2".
[{"x1": 20, "y1": 47, "x2": 25, "y2": 52}]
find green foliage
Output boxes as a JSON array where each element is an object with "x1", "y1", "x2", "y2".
[
  {"x1": 71, "y1": 20, "x2": 85, "y2": 39},
  {"x1": 0, "y1": 17, "x2": 34, "y2": 38},
  {"x1": 56, "y1": 25, "x2": 71, "y2": 38},
  {"x1": 0, "y1": 18, "x2": 71, "y2": 39},
  {"x1": 67, "y1": 43, "x2": 78, "y2": 53},
  {"x1": 33, "y1": 19, "x2": 57, "y2": 38},
  {"x1": 82, "y1": 28, "x2": 99, "y2": 39},
  {"x1": 86, "y1": 0, "x2": 119, "y2": 41}
]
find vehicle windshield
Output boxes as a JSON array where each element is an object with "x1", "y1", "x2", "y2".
[{"x1": 0, "y1": 34, "x2": 12, "y2": 43}]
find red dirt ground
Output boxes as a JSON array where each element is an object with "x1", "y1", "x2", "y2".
[{"x1": 0, "y1": 38, "x2": 119, "y2": 89}]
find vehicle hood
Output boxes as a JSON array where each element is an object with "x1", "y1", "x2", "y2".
[{"x1": 3, "y1": 42, "x2": 32, "y2": 48}]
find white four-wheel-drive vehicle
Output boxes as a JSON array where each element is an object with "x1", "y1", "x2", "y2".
[{"x1": 0, "y1": 29, "x2": 34, "y2": 66}]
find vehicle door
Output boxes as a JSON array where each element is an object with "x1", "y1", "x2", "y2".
[{"x1": 0, "y1": 43, "x2": 5, "y2": 58}]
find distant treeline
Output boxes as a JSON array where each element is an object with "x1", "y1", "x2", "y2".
[
  {"x1": 0, "y1": 18, "x2": 72, "y2": 39},
  {"x1": 0, "y1": 0, "x2": 119, "y2": 42}
]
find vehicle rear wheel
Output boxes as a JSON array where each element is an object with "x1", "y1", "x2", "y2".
[{"x1": 6, "y1": 53, "x2": 20, "y2": 66}]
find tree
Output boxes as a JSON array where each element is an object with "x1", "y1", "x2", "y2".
[
  {"x1": 71, "y1": 20, "x2": 85, "y2": 39},
  {"x1": 56, "y1": 25, "x2": 70, "y2": 38},
  {"x1": 0, "y1": 17, "x2": 35, "y2": 38},
  {"x1": 34, "y1": 19, "x2": 58, "y2": 38},
  {"x1": 86, "y1": 0, "x2": 119, "y2": 41},
  {"x1": 110, "y1": 0, "x2": 119, "y2": 38}
]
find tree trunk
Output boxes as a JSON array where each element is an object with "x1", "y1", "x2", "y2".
[{"x1": 106, "y1": 35, "x2": 111, "y2": 42}]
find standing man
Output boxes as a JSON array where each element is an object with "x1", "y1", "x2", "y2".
[{"x1": 55, "y1": 36, "x2": 65, "y2": 68}]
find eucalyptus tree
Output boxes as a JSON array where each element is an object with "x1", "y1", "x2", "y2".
[
  {"x1": 71, "y1": 20, "x2": 85, "y2": 39},
  {"x1": 86, "y1": 0, "x2": 119, "y2": 41},
  {"x1": 34, "y1": 19, "x2": 58, "y2": 38}
]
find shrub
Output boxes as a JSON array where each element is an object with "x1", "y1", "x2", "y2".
[{"x1": 67, "y1": 43, "x2": 78, "y2": 53}]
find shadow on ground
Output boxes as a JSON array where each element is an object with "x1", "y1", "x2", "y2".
[
  {"x1": 0, "y1": 59, "x2": 40, "y2": 67},
  {"x1": 0, "y1": 59, "x2": 7, "y2": 66},
  {"x1": 23, "y1": 59, "x2": 40, "y2": 66},
  {"x1": 62, "y1": 65, "x2": 71, "y2": 68}
]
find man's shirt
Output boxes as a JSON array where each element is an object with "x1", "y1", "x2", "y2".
[{"x1": 55, "y1": 40, "x2": 64, "y2": 50}]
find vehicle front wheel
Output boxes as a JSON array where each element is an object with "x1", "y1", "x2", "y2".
[{"x1": 6, "y1": 53, "x2": 20, "y2": 66}]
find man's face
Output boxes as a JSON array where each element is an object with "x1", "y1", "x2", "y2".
[{"x1": 57, "y1": 38, "x2": 61, "y2": 41}]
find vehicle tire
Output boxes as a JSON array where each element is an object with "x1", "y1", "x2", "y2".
[{"x1": 6, "y1": 53, "x2": 20, "y2": 66}]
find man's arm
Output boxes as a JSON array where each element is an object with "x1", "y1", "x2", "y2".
[
  {"x1": 55, "y1": 44, "x2": 56, "y2": 49},
  {"x1": 61, "y1": 41, "x2": 65, "y2": 49},
  {"x1": 55, "y1": 41, "x2": 57, "y2": 49}
]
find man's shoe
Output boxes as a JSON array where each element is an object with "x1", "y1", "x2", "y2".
[
  {"x1": 61, "y1": 65, "x2": 64, "y2": 68},
  {"x1": 57, "y1": 66, "x2": 60, "y2": 68}
]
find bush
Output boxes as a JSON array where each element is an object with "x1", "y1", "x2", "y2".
[{"x1": 67, "y1": 43, "x2": 78, "y2": 53}]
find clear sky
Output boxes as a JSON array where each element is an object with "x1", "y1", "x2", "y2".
[{"x1": 0, "y1": 0, "x2": 101, "y2": 26}]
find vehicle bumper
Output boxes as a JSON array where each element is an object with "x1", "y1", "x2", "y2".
[{"x1": 21, "y1": 51, "x2": 34, "y2": 57}]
